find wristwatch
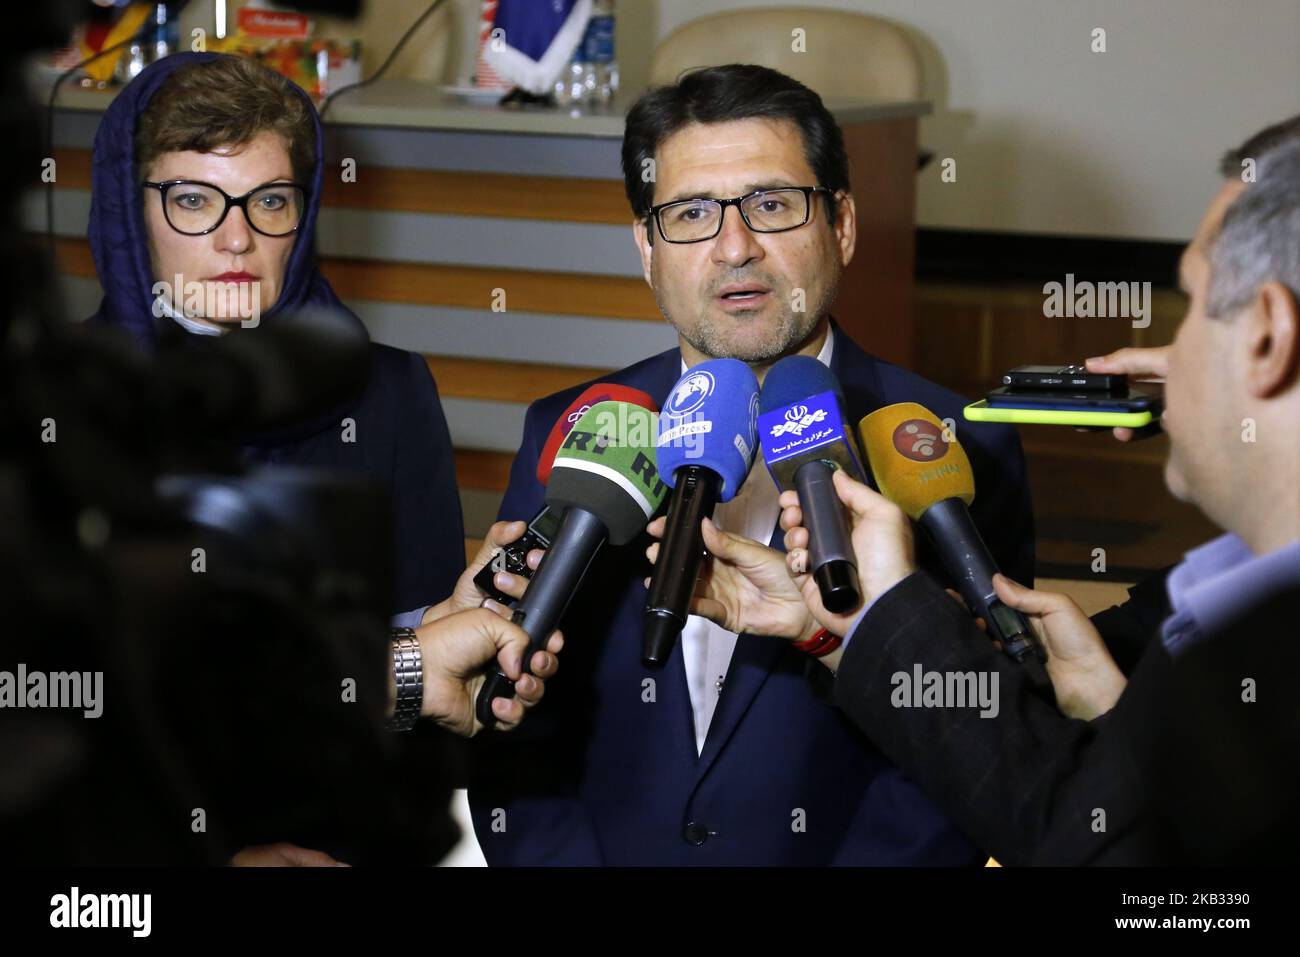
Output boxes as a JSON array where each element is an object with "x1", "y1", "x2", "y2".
[{"x1": 388, "y1": 627, "x2": 423, "y2": 732}]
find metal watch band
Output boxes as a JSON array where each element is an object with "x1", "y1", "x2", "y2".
[{"x1": 387, "y1": 627, "x2": 423, "y2": 732}]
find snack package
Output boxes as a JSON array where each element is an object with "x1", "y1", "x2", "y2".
[{"x1": 213, "y1": 4, "x2": 362, "y2": 99}]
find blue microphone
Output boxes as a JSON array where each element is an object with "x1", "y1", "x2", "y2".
[
  {"x1": 758, "y1": 355, "x2": 865, "y2": 614},
  {"x1": 643, "y1": 358, "x2": 760, "y2": 666}
]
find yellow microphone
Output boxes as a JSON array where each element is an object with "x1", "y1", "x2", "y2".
[
  {"x1": 856, "y1": 403, "x2": 973, "y2": 520},
  {"x1": 858, "y1": 404, "x2": 1049, "y2": 685}
]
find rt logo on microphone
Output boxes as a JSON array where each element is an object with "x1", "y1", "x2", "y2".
[{"x1": 893, "y1": 419, "x2": 949, "y2": 462}]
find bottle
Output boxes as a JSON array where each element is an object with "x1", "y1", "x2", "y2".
[
  {"x1": 588, "y1": 0, "x2": 618, "y2": 105},
  {"x1": 556, "y1": 1, "x2": 617, "y2": 108}
]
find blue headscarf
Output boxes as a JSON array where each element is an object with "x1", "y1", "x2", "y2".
[{"x1": 86, "y1": 51, "x2": 364, "y2": 350}]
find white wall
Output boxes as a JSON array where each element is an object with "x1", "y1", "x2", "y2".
[
  {"x1": 640, "y1": 0, "x2": 1300, "y2": 241},
  {"x1": 196, "y1": 0, "x2": 1300, "y2": 241}
]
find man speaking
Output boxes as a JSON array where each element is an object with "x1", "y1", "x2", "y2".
[
  {"x1": 681, "y1": 117, "x2": 1300, "y2": 865},
  {"x1": 468, "y1": 65, "x2": 1035, "y2": 865}
]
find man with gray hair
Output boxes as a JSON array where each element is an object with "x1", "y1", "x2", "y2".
[{"x1": 667, "y1": 115, "x2": 1300, "y2": 864}]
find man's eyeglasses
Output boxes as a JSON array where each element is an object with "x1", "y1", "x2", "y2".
[
  {"x1": 646, "y1": 186, "x2": 833, "y2": 244},
  {"x1": 142, "y1": 179, "x2": 308, "y2": 237}
]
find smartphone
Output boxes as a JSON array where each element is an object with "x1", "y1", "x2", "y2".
[
  {"x1": 1001, "y1": 364, "x2": 1127, "y2": 393},
  {"x1": 965, "y1": 393, "x2": 1158, "y2": 428},
  {"x1": 985, "y1": 386, "x2": 1160, "y2": 412}
]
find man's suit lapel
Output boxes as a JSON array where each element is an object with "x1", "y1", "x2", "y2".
[
  {"x1": 695, "y1": 325, "x2": 889, "y2": 776},
  {"x1": 694, "y1": 519, "x2": 790, "y2": 775},
  {"x1": 829, "y1": 322, "x2": 888, "y2": 486}
]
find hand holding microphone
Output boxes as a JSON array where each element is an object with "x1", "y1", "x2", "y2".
[
  {"x1": 855, "y1": 403, "x2": 1048, "y2": 687},
  {"x1": 642, "y1": 358, "x2": 759, "y2": 666},
  {"x1": 777, "y1": 470, "x2": 917, "y2": 634},
  {"x1": 644, "y1": 514, "x2": 821, "y2": 644},
  {"x1": 757, "y1": 355, "x2": 867, "y2": 615},
  {"x1": 475, "y1": 399, "x2": 670, "y2": 728},
  {"x1": 473, "y1": 383, "x2": 658, "y2": 605}
]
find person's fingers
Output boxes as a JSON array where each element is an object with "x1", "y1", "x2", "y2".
[
  {"x1": 778, "y1": 503, "x2": 803, "y2": 532},
  {"x1": 515, "y1": 673, "x2": 544, "y2": 705},
  {"x1": 1084, "y1": 346, "x2": 1169, "y2": 379},
  {"x1": 545, "y1": 631, "x2": 564, "y2": 654},
  {"x1": 784, "y1": 526, "x2": 809, "y2": 554},
  {"x1": 647, "y1": 516, "x2": 667, "y2": 540},
  {"x1": 831, "y1": 468, "x2": 890, "y2": 522},
  {"x1": 279, "y1": 843, "x2": 347, "y2": 867},
  {"x1": 691, "y1": 595, "x2": 730, "y2": 627},
  {"x1": 478, "y1": 610, "x2": 527, "y2": 678},
  {"x1": 778, "y1": 489, "x2": 800, "y2": 509},
  {"x1": 481, "y1": 598, "x2": 512, "y2": 620},
  {"x1": 487, "y1": 520, "x2": 528, "y2": 549},
  {"x1": 526, "y1": 549, "x2": 544, "y2": 570},
  {"x1": 471, "y1": 522, "x2": 527, "y2": 572},
  {"x1": 992, "y1": 573, "x2": 1070, "y2": 617},
  {"x1": 699, "y1": 515, "x2": 751, "y2": 562},
  {"x1": 492, "y1": 571, "x2": 528, "y2": 601},
  {"x1": 787, "y1": 548, "x2": 809, "y2": 576},
  {"x1": 492, "y1": 695, "x2": 524, "y2": 729},
  {"x1": 1084, "y1": 352, "x2": 1126, "y2": 373},
  {"x1": 530, "y1": 649, "x2": 558, "y2": 679},
  {"x1": 646, "y1": 541, "x2": 660, "y2": 565},
  {"x1": 1114, "y1": 420, "x2": 1163, "y2": 443}
]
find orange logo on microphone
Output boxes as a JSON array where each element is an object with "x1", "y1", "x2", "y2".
[{"x1": 892, "y1": 419, "x2": 948, "y2": 462}]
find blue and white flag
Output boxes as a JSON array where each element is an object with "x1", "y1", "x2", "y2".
[{"x1": 485, "y1": 0, "x2": 593, "y2": 94}]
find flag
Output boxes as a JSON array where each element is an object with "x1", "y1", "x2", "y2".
[{"x1": 484, "y1": 0, "x2": 592, "y2": 95}]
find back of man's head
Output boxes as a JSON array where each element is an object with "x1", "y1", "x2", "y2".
[
  {"x1": 1207, "y1": 124, "x2": 1300, "y2": 321},
  {"x1": 1186, "y1": 117, "x2": 1300, "y2": 548}
]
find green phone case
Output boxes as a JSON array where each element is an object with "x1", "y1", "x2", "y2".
[{"x1": 963, "y1": 399, "x2": 1155, "y2": 428}]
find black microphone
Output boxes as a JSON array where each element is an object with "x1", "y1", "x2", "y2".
[
  {"x1": 643, "y1": 359, "x2": 759, "y2": 666},
  {"x1": 474, "y1": 400, "x2": 669, "y2": 728},
  {"x1": 757, "y1": 355, "x2": 866, "y2": 614}
]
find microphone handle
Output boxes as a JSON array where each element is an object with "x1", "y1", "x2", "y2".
[
  {"x1": 795, "y1": 460, "x2": 861, "y2": 614},
  {"x1": 918, "y1": 498, "x2": 1050, "y2": 679},
  {"x1": 642, "y1": 466, "x2": 722, "y2": 666},
  {"x1": 475, "y1": 505, "x2": 607, "y2": 729}
]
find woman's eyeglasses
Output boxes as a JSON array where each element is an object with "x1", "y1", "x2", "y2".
[{"x1": 142, "y1": 179, "x2": 308, "y2": 237}]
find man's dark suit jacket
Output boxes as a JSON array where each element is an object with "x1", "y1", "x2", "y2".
[
  {"x1": 469, "y1": 325, "x2": 1036, "y2": 865},
  {"x1": 832, "y1": 567, "x2": 1300, "y2": 865}
]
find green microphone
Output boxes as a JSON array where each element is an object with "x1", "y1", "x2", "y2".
[{"x1": 475, "y1": 400, "x2": 669, "y2": 728}]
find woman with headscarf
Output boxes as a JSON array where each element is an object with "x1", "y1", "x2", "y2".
[
  {"x1": 79, "y1": 52, "x2": 552, "y2": 864},
  {"x1": 87, "y1": 50, "x2": 466, "y2": 615}
]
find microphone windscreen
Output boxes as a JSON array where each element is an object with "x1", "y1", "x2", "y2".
[
  {"x1": 757, "y1": 354, "x2": 862, "y2": 488},
  {"x1": 656, "y1": 358, "x2": 759, "y2": 502},
  {"x1": 757, "y1": 354, "x2": 844, "y2": 414},
  {"x1": 546, "y1": 400, "x2": 670, "y2": 544},
  {"x1": 537, "y1": 383, "x2": 659, "y2": 485},
  {"x1": 857, "y1": 402, "x2": 975, "y2": 520}
]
